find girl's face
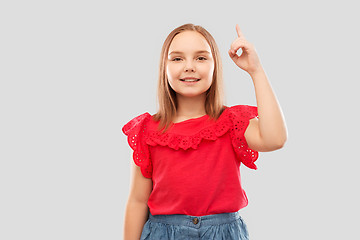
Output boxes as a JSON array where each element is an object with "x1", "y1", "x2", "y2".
[{"x1": 166, "y1": 31, "x2": 214, "y2": 98}]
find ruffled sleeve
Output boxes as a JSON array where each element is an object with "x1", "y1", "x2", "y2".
[
  {"x1": 228, "y1": 105, "x2": 259, "y2": 170},
  {"x1": 122, "y1": 112, "x2": 152, "y2": 178}
]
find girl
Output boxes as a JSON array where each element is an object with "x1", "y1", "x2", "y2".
[{"x1": 122, "y1": 23, "x2": 287, "y2": 240}]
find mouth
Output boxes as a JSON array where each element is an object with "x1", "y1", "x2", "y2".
[{"x1": 180, "y1": 79, "x2": 200, "y2": 82}]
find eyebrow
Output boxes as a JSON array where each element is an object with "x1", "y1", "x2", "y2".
[{"x1": 168, "y1": 50, "x2": 211, "y2": 55}]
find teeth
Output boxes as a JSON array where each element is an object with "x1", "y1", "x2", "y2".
[{"x1": 181, "y1": 79, "x2": 199, "y2": 82}]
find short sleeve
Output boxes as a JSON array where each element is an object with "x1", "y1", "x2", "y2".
[
  {"x1": 122, "y1": 112, "x2": 152, "y2": 178},
  {"x1": 228, "y1": 105, "x2": 259, "y2": 170}
]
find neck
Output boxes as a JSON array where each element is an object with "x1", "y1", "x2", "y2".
[{"x1": 175, "y1": 93, "x2": 207, "y2": 117}]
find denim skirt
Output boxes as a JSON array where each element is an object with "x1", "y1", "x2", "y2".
[{"x1": 140, "y1": 210, "x2": 249, "y2": 240}]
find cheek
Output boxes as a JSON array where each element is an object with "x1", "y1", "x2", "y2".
[
  {"x1": 166, "y1": 64, "x2": 181, "y2": 78},
  {"x1": 166, "y1": 66, "x2": 180, "y2": 90},
  {"x1": 200, "y1": 63, "x2": 214, "y2": 77}
]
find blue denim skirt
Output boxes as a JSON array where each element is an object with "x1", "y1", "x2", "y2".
[{"x1": 140, "y1": 210, "x2": 249, "y2": 240}]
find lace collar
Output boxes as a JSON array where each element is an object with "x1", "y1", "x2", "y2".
[{"x1": 145, "y1": 107, "x2": 232, "y2": 150}]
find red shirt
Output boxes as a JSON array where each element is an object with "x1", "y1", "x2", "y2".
[{"x1": 122, "y1": 104, "x2": 259, "y2": 216}]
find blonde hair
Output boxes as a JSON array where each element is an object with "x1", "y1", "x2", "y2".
[{"x1": 152, "y1": 23, "x2": 226, "y2": 134}]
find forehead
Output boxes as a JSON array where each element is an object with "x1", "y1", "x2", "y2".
[{"x1": 168, "y1": 31, "x2": 211, "y2": 54}]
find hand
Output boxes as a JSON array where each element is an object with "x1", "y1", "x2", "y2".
[{"x1": 228, "y1": 24, "x2": 263, "y2": 75}]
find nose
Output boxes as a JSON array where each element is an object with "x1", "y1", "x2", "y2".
[{"x1": 184, "y1": 61, "x2": 195, "y2": 72}]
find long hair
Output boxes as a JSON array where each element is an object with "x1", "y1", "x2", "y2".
[{"x1": 152, "y1": 23, "x2": 226, "y2": 134}]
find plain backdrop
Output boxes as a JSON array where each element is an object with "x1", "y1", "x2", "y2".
[{"x1": 1, "y1": 0, "x2": 359, "y2": 239}]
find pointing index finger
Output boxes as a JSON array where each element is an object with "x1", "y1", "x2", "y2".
[{"x1": 236, "y1": 24, "x2": 243, "y2": 38}]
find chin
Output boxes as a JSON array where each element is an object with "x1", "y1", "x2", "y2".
[{"x1": 177, "y1": 91, "x2": 208, "y2": 98}]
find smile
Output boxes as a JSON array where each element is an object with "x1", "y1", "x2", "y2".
[{"x1": 180, "y1": 79, "x2": 200, "y2": 82}]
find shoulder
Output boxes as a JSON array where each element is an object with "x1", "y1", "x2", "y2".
[
  {"x1": 226, "y1": 104, "x2": 258, "y2": 120},
  {"x1": 122, "y1": 112, "x2": 152, "y2": 136},
  {"x1": 227, "y1": 104, "x2": 257, "y2": 112}
]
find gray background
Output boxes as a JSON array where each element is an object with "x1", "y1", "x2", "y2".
[{"x1": 1, "y1": 0, "x2": 359, "y2": 239}]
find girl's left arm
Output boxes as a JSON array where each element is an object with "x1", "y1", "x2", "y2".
[
  {"x1": 229, "y1": 24, "x2": 288, "y2": 152},
  {"x1": 247, "y1": 67, "x2": 288, "y2": 152}
]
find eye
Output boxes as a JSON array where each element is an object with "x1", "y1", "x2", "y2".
[{"x1": 171, "y1": 57, "x2": 207, "y2": 61}]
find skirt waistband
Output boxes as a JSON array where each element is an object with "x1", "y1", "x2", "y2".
[{"x1": 148, "y1": 210, "x2": 243, "y2": 228}]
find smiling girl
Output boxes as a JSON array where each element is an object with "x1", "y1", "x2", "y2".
[{"x1": 122, "y1": 23, "x2": 287, "y2": 240}]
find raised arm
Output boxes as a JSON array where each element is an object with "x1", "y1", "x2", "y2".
[
  {"x1": 228, "y1": 24, "x2": 288, "y2": 151},
  {"x1": 246, "y1": 68, "x2": 287, "y2": 151}
]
